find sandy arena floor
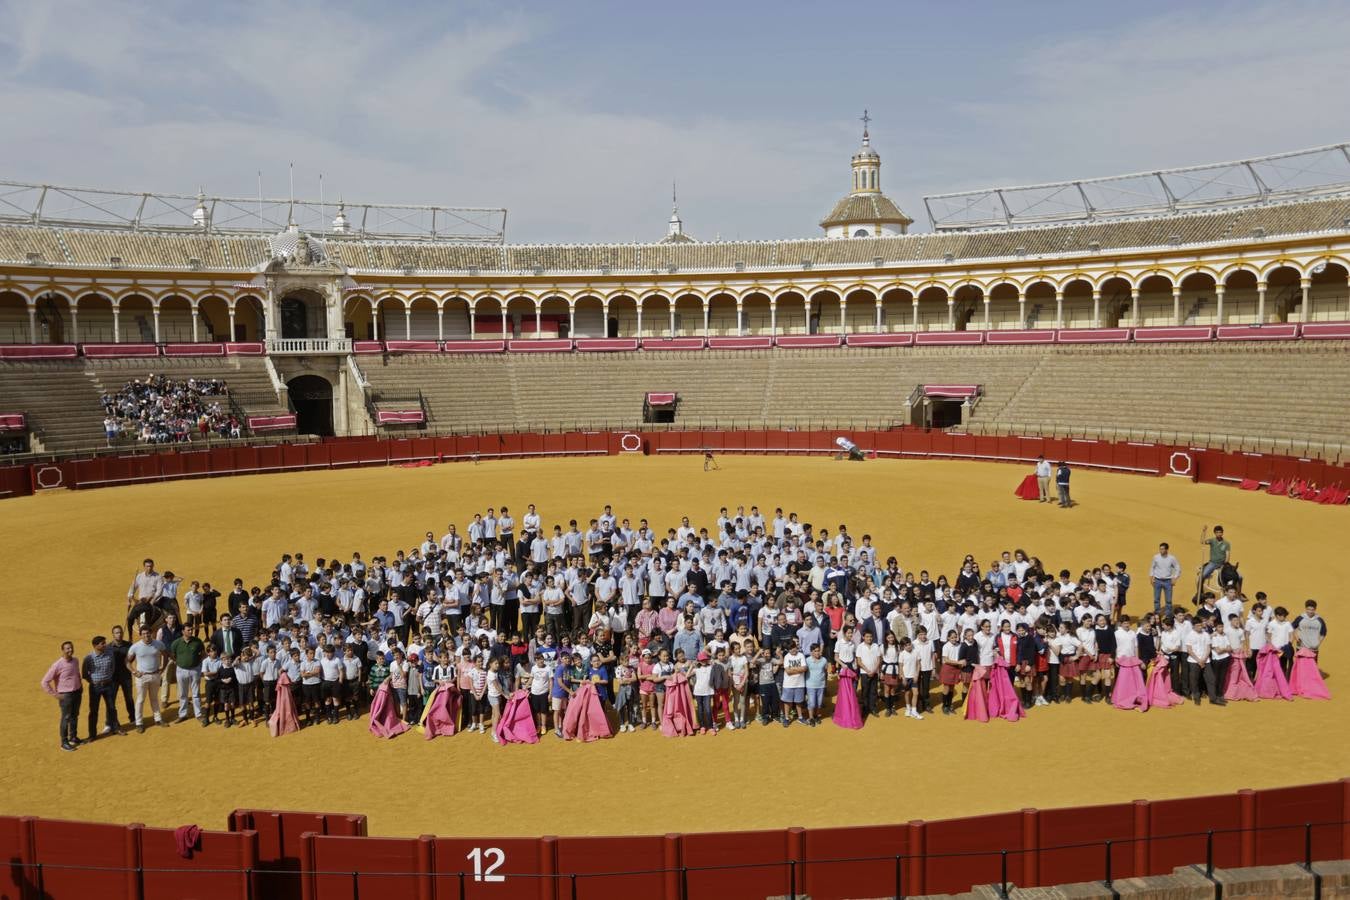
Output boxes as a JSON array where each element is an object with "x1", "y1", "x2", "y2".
[{"x1": 1, "y1": 455, "x2": 1344, "y2": 838}]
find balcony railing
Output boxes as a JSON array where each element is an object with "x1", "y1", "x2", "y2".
[{"x1": 265, "y1": 338, "x2": 352, "y2": 355}]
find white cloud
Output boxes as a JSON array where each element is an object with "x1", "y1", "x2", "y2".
[{"x1": 0, "y1": 1, "x2": 1345, "y2": 241}]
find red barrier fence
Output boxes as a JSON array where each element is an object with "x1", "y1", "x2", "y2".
[
  {"x1": 1, "y1": 429, "x2": 1347, "y2": 501},
  {"x1": 1, "y1": 782, "x2": 1347, "y2": 899}
]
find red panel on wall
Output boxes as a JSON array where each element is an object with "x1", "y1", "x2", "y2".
[
  {"x1": 256, "y1": 445, "x2": 284, "y2": 472},
  {"x1": 1063, "y1": 439, "x2": 1096, "y2": 466},
  {"x1": 303, "y1": 443, "x2": 329, "y2": 469},
  {"x1": 140, "y1": 826, "x2": 255, "y2": 900},
  {"x1": 520, "y1": 432, "x2": 544, "y2": 455},
  {"x1": 0, "y1": 465, "x2": 32, "y2": 498},
  {"x1": 509, "y1": 339, "x2": 573, "y2": 353},
  {"x1": 555, "y1": 835, "x2": 668, "y2": 900},
  {"x1": 1216, "y1": 323, "x2": 1299, "y2": 341},
  {"x1": 575, "y1": 338, "x2": 639, "y2": 351},
  {"x1": 1301, "y1": 321, "x2": 1350, "y2": 339},
  {"x1": 915, "y1": 331, "x2": 984, "y2": 345},
  {"x1": 309, "y1": 835, "x2": 420, "y2": 900},
  {"x1": 163, "y1": 342, "x2": 226, "y2": 357},
  {"x1": 0, "y1": 816, "x2": 25, "y2": 897},
  {"x1": 707, "y1": 336, "x2": 773, "y2": 350},
  {"x1": 585, "y1": 431, "x2": 609, "y2": 453},
  {"x1": 541, "y1": 433, "x2": 567, "y2": 455},
  {"x1": 1148, "y1": 794, "x2": 1241, "y2": 875},
  {"x1": 442, "y1": 339, "x2": 506, "y2": 353},
  {"x1": 0, "y1": 343, "x2": 79, "y2": 359},
  {"x1": 640, "y1": 337, "x2": 705, "y2": 350},
  {"x1": 986, "y1": 329, "x2": 1055, "y2": 345},
  {"x1": 387, "y1": 439, "x2": 414, "y2": 462},
  {"x1": 1133, "y1": 325, "x2": 1213, "y2": 343},
  {"x1": 780, "y1": 333, "x2": 845, "y2": 348},
  {"x1": 922, "y1": 813, "x2": 1025, "y2": 895},
  {"x1": 158, "y1": 452, "x2": 186, "y2": 478},
  {"x1": 384, "y1": 340, "x2": 440, "y2": 352},
  {"x1": 723, "y1": 429, "x2": 747, "y2": 450},
  {"x1": 563, "y1": 432, "x2": 586, "y2": 453},
  {"x1": 801, "y1": 824, "x2": 909, "y2": 900},
  {"x1": 1055, "y1": 327, "x2": 1130, "y2": 344},
  {"x1": 81, "y1": 342, "x2": 159, "y2": 358},
  {"x1": 1037, "y1": 804, "x2": 1137, "y2": 886},
  {"x1": 433, "y1": 836, "x2": 554, "y2": 900},
  {"x1": 1253, "y1": 782, "x2": 1343, "y2": 865},
  {"x1": 32, "y1": 819, "x2": 135, "y2": 900},
  {"x1": 281, "y1": 443, "x2": 309, "y2": 469},
  {"x1": 681, "y1": 829, "x2": 791, "y2": 900},
  {"x1": 928, "y1": 430, "x2": 955, "y2": 456},
  {"x1": 328, "y1": 442, "x2": 361, "y2": 467},
  {"x1": 844, "y1": 332, "x2": 912, "y2": 347}
]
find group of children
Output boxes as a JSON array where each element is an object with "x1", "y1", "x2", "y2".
[{"x1": 104, "y1": 502, "x2": 1329, "y2": 745}]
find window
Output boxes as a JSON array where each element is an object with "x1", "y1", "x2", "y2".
[{"x1": 853, "y1": 228, "x2": 870, "y2": 238}]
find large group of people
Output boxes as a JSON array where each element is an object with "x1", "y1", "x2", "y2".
[
  {"x1": 42, "y1": 508, "x2": 1331, "y2": 751},
  {"x1": 100, "y1": 374, "x2": 239, "y2": 444}
]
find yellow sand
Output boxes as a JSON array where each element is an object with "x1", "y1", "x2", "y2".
[{"x1": 2, "y1": 456, "x2": 1345, "y2": 838}]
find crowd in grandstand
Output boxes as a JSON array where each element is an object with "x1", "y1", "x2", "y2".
[
  {"x1": 100, "y1": 374, "x2": 239, "y2": 444},
  {"x1": 41, "y1": 508, "x2": 1329, "y2": 750}
]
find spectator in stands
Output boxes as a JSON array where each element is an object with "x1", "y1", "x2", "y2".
[{"x1": 102, "y1": 374, "x2": 230, "y2": 445}]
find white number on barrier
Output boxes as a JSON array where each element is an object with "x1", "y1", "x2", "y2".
[{"x1": 468, "y1": 846, "x2": 506, "y2": 882}]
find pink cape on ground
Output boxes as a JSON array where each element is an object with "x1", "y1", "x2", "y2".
[
  {"x1": 496, "y1": 689, "x2": 541, "y2": 744},
  {"x1": 986, "y1": 658, "x2": 1025, "y2": 722},
  {"x1": 1289, "y1": 649, "x2": 1330, "y2": 700},
  {"x1": 1014, "y1": 473, "x2": 1041, "y2": 500},
  {"x1": 562, "y1": 682, "x2": 611, "y2": 742},
  {"x1": 419, "y1": 683, "x2": 461, "y2": 739},
  {"x1": 1224, "y1": 651, "x2": 1258, "y2": 702},
  {"x1": 268, "y1": 672, "x2": 300, "y2": 737},
  {"x1": 368, "y1": 681, "x2": 410, "y2": 738},
  {"x1": 1111, "y1": 657, "x2": 1149, "y2": 711},
  {"x1": 660, "y1": 672, "x2": 697, "y2": 737},
  {"x1": 832, "y1": 666, "x2": 863, "y2": 729},
  {"x1": 1254, "y1": 645, "x2": 1292, "y2": 700},
  {"x1": 964, "y1": 666, "x2": 990, "y2": 722},
  {"x1": 1146, "y1": 657, "x2": 1184, "y2": 708}
]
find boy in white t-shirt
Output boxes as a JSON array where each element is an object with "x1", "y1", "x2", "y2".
[{"x1": 780, "y1": 643, "x2": 808, "y2": 727}]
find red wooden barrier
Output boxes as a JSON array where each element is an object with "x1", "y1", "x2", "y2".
[
  {"x1": 432, "y1": 836, "x2": 555, "y2": 900},
  {"x1": 680, "y1": 829, "x2": 793, "y2": 900},
  {"x1": 1036, "y1": 803, "x2": 1138, "y2": 886},
  {"x1": 225, "y1": 342, "x2": 264, "y2": 355},
  {"x1": 915, "y1": 331, "x2": 983, "y2": 345},
  {"x1": 163, "y1": 342, "x2": 226, "y2": 357},
  {"x1": 385, "y1": 340, "x2": 440, "y2": 353},
  {"x1": 800, "y1": 823, "x2": 908, "y2": 900},
  {"x1": 575, "y1": 338, "x2": 638, "y2": 352},
  {"x1": 776, "y1": 334, "x2": 842, "y2": 348},
  {"x1": 707, "y1": 336, "x2": 772, "y2": 350},
  {"x1": 352, "y1": 341, "x2": 384, "y2": 354},
  {"x1": 139, "y1": 825, "x2": 257, "y2": 900},
  {"x1": 0, "y1": 343, "x2": 79, "y2": 359},
  {"x1": 1217, "y1": 323, "x2": 1299, "y2": 341},
  {"x1": 921, "y1": 812, "x2": 1024, "y2": 895},
  {"x1": 1301, "y1": 321, "x2": 1350, "y2": 339},
  {"x1": 986, "y1": 329, "x2": 1055, "y2": 344},
  {"x1": 306, "y1": 835, "x2": 421, "y2": 900},
  {"x1": 843, "y1": 333, "x2": 910, "y2": 347},
  {"x1": 640, "y1": 337, "x2": 705, "y2": 350},
  {"x1": 1133, "y1": 325, "x2": 1213, "y2": 342},
  {"x1": 81, "y1": 343, "x2": 159, "y2": 358},
  {"x1": 555, "y1": 835, "x2": 668, "y2": 900},
  {"x1": 441, "y1": 339, "x2": 505, "y2": 353},
  {"x1": 1056, "y1": 327, "x2": 1130, "y2": 343},
  {"x1": 508, "y1": 339, "x2": 573, "y2": 353}
]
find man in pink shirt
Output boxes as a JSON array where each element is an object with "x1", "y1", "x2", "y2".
[{"x1": 41, "y1": 641, "x2": 82, "y2": 752}]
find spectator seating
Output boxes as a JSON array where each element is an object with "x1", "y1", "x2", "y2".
[{"x1": 0, "y1": 357, "x2": 291, "y2": 451}]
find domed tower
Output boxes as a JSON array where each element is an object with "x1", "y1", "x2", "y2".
[{"x1": 820, "y1": 111, "x2": 913, "y2": 238}]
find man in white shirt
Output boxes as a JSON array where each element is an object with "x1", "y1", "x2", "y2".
[
  {"x1": 1184, "y1": 623, "x2": 1225, "y2": 706},
  {"x1": 1034, "y1": 455, "x2": 1053, "y2": 502},
  {"x1": 1149, "y1": 543, "x2": 1183, "y2": 616}
]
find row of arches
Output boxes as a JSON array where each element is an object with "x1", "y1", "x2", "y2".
[
  {"x1": 1, "y1": 260, "x2": 1347, "y2": 343},
  {"x1": 342, "y1": 262, "x2": 1349, "y2": 340}
]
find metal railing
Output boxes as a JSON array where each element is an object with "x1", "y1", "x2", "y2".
[
  {"x1": 1, "y1": 818, "x2": 1343, "y2": 900},
  {"x1": 265, "y1": 337, "x2": 352, "y2": 355}
]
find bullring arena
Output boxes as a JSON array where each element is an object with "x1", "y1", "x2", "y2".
[{"x1": 2, "y1": 136, "x2": 1350, "y2": 900}]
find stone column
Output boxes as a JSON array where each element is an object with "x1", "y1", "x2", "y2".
[
  {"x1": 27, "y1": 304, "x2": 37, "y2": 344},
  {"x1": 372, "y1": 303, "x2": 381, "y2": 341},
  {"x1": 1018, "y1": 290, "x2": 1026, "y2": 327},
  {"x1": 839, "y1": 300, "x2": 847, "y2": 334},
  {"x1": 152, "y1": 306, "x2": 161, "y2": 343},
  {"x1": 70, "y1": 307, "x2": 80, "y2": 344},
  {"x1": 1214, "y1": 286, "x2": 1225, "y2": 325},
  {"x1": 500, "y1": 306, "x2": 507, "y2": 340},
  {"x1": 668, "y1": 303, "x2": 675, "y2": 338},
  {"x1": 1256, "y1": 283, "x2": 1267, "y2": 323},
  {"x1": 702, "y1": 302, "x2": 709, "y2": 337},
  {"x1": 567, "y1": 305, "x2": 575, "y2": 339},
  {"x1": 533, "y1": 305, "x2": 540, "y2": 338},
  {"x1": 635, "y1": 303, "x2": 643, "y2": 340},
  {"x1": 770, "y1": 301, "x2": 777, "y2": 337},
  {"x1": 1301, "y1": 278, "x2": 1312, "y2": 323},
  {"x1": 736, "y1": 302, "x2": 743, "y2": 337},
  {"x1": 1091, "y1": 289, "x2": 1101, "y2": 328},
  {"x1": 438, "y1": 306, "x2": 445, "y2": 341},
  {"x1": 1054, "y1": 291, "x2": 1064, "y2": 329},
  {"x1": 227, "y1": 305, "x2": 236, "y2": 343},
  {"x1": 405, "y1": 307, "x2": 413, "y2": 340},
  {"x1": 1172, "y1": 286, "x2": 1182, "y2": 325},
  {"x1": 112, "y1": 305, "x2": 121, "y2": 343},
  {"x1": 191, "y1": 307, "x2": 200, "y2": 343},
  {"x1": 875, "y1": 301, "x2": 883, "y2": 333},
  {"x1": 805, "y1": 297, "x2": 813, "y2": 334},
  {"x1": 946, "y1": 298, "x2": 955, "y2": 330},
  {"x1": 983, "y1": 297, "x2": 991, "y2": 330},
  {"x1": 1130, "y1": 289, "x2": 1140, "y2": 326},
  {"x1": 911, "y1": 298, "x2": 919, "y2": 331}
]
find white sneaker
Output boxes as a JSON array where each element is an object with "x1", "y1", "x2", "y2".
[
  {"x1": 490, "y1": 732, "x2": 499, "y2": 743},
  {"x1": 913, "y1": 711, "x2": 925, "y2": 720}
]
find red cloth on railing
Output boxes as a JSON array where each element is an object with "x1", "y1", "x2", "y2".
[{"x1": 174, "y1": 824, "x2": 201, "y2": 859}]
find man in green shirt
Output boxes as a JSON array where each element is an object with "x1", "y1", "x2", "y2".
[
  {"x1": 169, "y1": 626, "x2": 206, "y2": 722},
  {"x1": 1200, "y1": 525, "x2": 1231, "y2": 590}
]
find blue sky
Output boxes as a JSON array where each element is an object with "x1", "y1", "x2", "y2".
[{"x1": 1, "y1": 0, "x2": 1347, "y2": 242}]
